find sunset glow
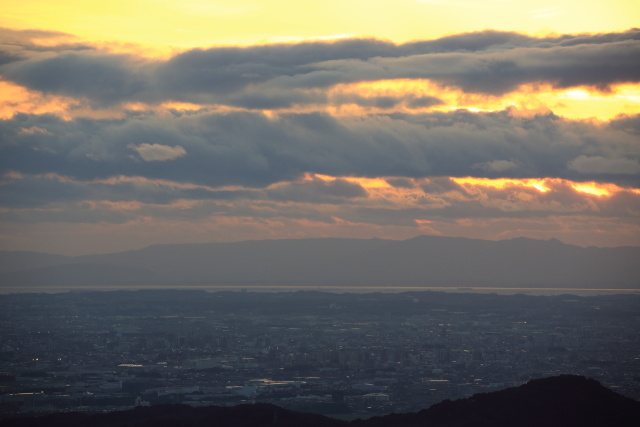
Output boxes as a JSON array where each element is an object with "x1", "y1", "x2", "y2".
[
  {"x1": 1, "y1": 1, "x2": 639, "y2": 254},
  {"x1": 570, "y1": 182, "x2": 614, "y2": 197},
  {"x1": 453, "y1": 178, "x2": 552, "y2": 193},
  {"x1": 329, "y1": 81, "x2": 640, "y2": 120},
  {"x1": 4, "y1": 1, "x2": 640, "y2": 49}
]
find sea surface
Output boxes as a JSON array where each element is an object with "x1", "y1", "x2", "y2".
[{"x1": 1, "y1": 284, "x2": 639, "y2": 296}]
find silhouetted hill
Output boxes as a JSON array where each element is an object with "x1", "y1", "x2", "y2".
[
  {"x1": 354, "y1": 375, "x2": 640, "y2": 427},
  {"x1": 2, "y1": 236, "x2": 639, "y2": 290},
  {"x1": 3, "y1": 376, "x2": 639, "y2": 427},
  {"x1": 0, "y1": 403, "x2": 346, "y2": 427}
]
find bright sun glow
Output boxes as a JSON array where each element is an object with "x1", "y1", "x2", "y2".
[
  {"x1": 453, "y1": 177, "x2": 552, "y2": 193},
  {"x1": 570, "y1": 183, "x2": 612, "y2": 197},
  {"x1": 312, "y1": 175, "x2": 639, "y2": 198},
  {"x1": 329, "y1": 81, "x2": 640, "y2": 120}
]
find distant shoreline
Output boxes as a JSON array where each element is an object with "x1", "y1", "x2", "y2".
[{"x1": 1, "y1": 285, "x2": 639, "y2": 296}]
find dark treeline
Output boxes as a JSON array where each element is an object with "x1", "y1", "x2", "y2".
[{"x1": 2, "y1": 376, "x2": 640, "y2": 427}]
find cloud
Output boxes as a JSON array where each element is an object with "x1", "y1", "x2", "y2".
[
  {"x1": 420, "y1": 177, "x2": 466, "y2": 194},
  {"x1": 2, "y1": 167, "x2": 639, "y2": 253},
  {"x1": 386, "y1": 178, "x2": 415, "y2": 188},
  {"x1": 19, "y1": 126, "x2": 52, "y2": 135},
  {"x1": 316, "y1": 40, "x2": 640, "y2": 95},
  {"x1": 4, "y1": 172, "x2": 638, "y2": 250},
  {"x1": 568, "y1": 155, "x2": 640, "y2": 175},
  {"x1": 1, "y1": 53, "x2": 150, "y2": 105},
  {"x1": 474, "y1": 159, "x2": 518, "y2": 173},
  {"x1": 267, "y1": 176, "x2": 367, "y2": 203},
  {"x1": 0, "y1": 27, "x2": 75, "y2": 46},
  {"x1": 129, "y1": 143, "x2": 187, "y2": 162},
  {"x1": 0, "y1": 27, "x2": 94, "y2": 65},
  {"x1": 2, "y1": 29, "x2": 639, "y2": 106},
  {"x1": 0, "y1": 172, "x2": 254, "y2": 209},
  {"x1": 406, "y1": 96, "x2": 443, "y2": 109},
  {"x1": 2, "y1": 110, "x2": 639, "y2": 188}
]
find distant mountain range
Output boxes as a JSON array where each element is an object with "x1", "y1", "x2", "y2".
[
  {"x1": 3, "y1": 375, "x2": 640, "y2": 427},
  {"x1": 1, "y1": 236, "x2": 639, "y2": 290}
]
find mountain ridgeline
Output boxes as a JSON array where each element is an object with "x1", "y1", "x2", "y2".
[
  {"x1": 1, "y1": 236, "x2": 639, "y2": 289},
  {"x1": 3, "y1": 376, "x2": 640, "y2": 427}
]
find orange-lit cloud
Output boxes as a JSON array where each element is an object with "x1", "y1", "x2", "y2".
[
  {"x1": 453, "y1": 177, "x2": 552, "y2": 193},
  {"x1": 0, "y1": 81, "x2": 78, "y2": 119},
  {"x1": 3, "y1": 171, "x2": 638, "y2": 254},
  {"x1": 4, "y1": 77, "x2": 638, "y2": 123},
  {"x1": 328, "y1": 80, "x2": 640, "y2": 120}
]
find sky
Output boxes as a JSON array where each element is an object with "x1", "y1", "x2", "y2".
[{"x1": 0, "y1": 0, "x2": 639, "y2": 256}]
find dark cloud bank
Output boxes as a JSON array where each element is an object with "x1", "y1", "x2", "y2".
[
  {"x1": 2, "y1": 110, "x2": 639, "y2": 192},
  {"x1": 1, "y1": 28, "x2": 639, "y2": 106}
]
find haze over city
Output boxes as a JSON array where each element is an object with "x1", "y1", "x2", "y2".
[{"x1": 1, "y1": 0, "x2": 639, "y2": 256}]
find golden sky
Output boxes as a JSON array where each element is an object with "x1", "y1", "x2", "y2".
[
  {"x1": 0, "y1": 0, "x2": 639, "y2": 254},
  {"x1": 3, "y1": 0, "x2": 640, "y2": 48}
]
